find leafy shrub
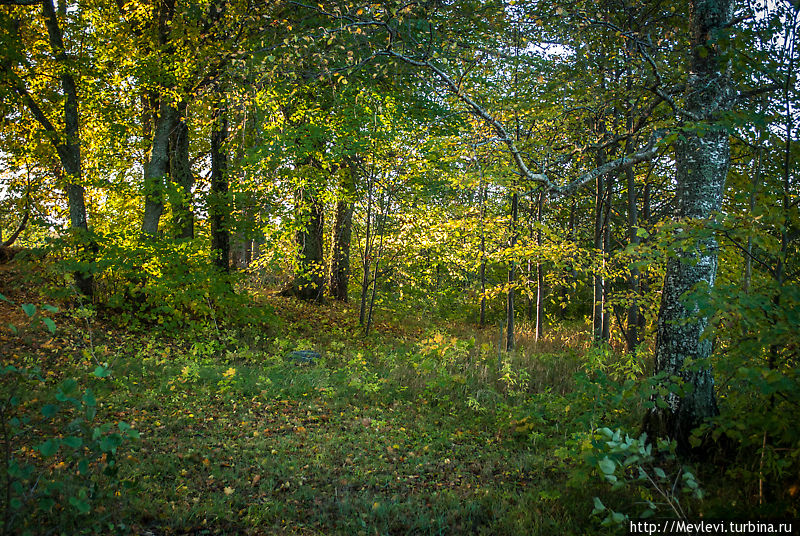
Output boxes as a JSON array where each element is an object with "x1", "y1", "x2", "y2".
[
  {"x1": 88, "y1": 231, "x2": 274, "y2": 330},
  {"x1": 588, "y1": 428, "x2": 703, "y2": 526},
  {"x1": 0, "y1": 301, "x2": 137, "y2": 534}
]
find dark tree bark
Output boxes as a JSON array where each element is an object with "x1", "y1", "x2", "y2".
[
  {"x1": 506, "y1": 189, "x2": 518, "y2": 351},
  {"x1": 329, "y1": 163, "x2": 355, "y2": 301},
  {"x1": 0, "y1": 1, "x2": 94, "y2": 292},
  {"x1": 289, "y1": 185, "x2": 325, "y2": 302},
  {"x1": 593, "y1": 173, "x2": 606, "y2": 342},
  {"x1": 644, "y1": 0, "x2": 734, "y2": 452},
  {"x1": 602, "y1": 169, "x2": 613, "y2": 342},
  {"x1": 170, "y1": 101, "x2": 193, "y2": 239},
  {"x1": 210, "y1": 100, "x2": 230, "y2": 272},
  {"x1": 141, "y1": 0, "x2": 177, "y2": 237},
  {"x1": 534, "y1": 191, "x2": 545, "y2": 341},
  {"x1": 626, "y1": 164, "x2": 641, "y2": 353},
  {"x1": 477, "y1": 156, "x2": 488, "y2": 326},
  {"x1": 38, "y1": 0, "x2": 92, "y2": 295}
]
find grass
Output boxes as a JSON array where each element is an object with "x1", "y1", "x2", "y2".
[{"x1": 1, "y1": 267, "x2": 797, "y2": 535}]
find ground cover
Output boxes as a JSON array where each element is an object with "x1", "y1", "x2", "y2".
[{"x1": 0, "y1": 262, "x2": 795, "y2": 535}]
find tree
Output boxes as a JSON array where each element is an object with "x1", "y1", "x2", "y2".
[
  {"x1": 329, "y1": 160, "x2": 356, "y2": 301},
  {"x1": 2, "y1": 0, "x2": 93, "y2": 295},
  {"x1": 643, "y1": 0, "x2": 736, "y2": 450},
  {"x1": 210, "y1": 88, "x2": 231, "y2": 273}
]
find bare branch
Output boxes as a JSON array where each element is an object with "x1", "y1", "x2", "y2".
[{"x1": 553, "y1": 129, "x2": 669, "y2": 198}]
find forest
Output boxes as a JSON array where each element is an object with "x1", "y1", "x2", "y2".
[{"x1": 0, "y1": 0, "x2": 798, "y2": 534}]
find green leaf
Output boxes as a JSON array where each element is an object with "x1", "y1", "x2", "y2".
[
  {"x1": 592, "y1": 497, "x2": 605, "y2": 514},
  {"x1": 10, "y1": 497, "x2": 22, "y2": 510},
  {"x1": 38, "y1": 497, "x2": 55, "y2": 511},
  {"x1": 653, "y1": 467, "x2": 667, "y2": 479},
  {"x1": 598, "y1": 457, "x2": 615, "y2": 475},
  {"x1": 93, "y1": 366, "x2": 111, "y2": 378},
  {"x1": 37, "y1": 439, "x2": 59, "y2": 457},
  {"x1": 60, "y1": 378, "x2": 78, "y2": 393},
  {"x1": 62, "y1": 436, "x2": 82, "y2": 449},
  {"x1": 41, "y1": 404, "x2": 58, "y2": 418},
  {"x1": 83, "y1": 389, "x2": 96, "y2": 407},
  {"x1": 21, "y1": 304, "x2": 36, "y2": 317},
  {"x1": 68, "y1": 496, "x2": 91, "y2": 514},
  {"x1": 99, "y1": 435, "x2": 122, "y2": 453},
  {"x1": 43, "y1": 318, "x2": 56, "y2": 334},
  {"x1": 42, "y1": 304, "x2": 58, "y2": 313}
]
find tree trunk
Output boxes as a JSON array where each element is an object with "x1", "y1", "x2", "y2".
[
  {"x1": 506, "y1": 189, "x2": 518, "y2": 352},
  {"x1": 602, "y1": 169, "x2": 612, "y2": 342},
  {"x1": 593, "y1": 173, "x2": 605, "y2": 342},
  {"x1": 142, "y1": 101, "x2": 176, "y2": 236},
  {"x1": 329, "y1": 163, "x2": 355, "y2": 301},
  {"x1": 39, "y1": 0, "x2": 93, "y2": 296},
  {"x1": 535, "y1": 191, "x2": 544, "y2": 341},
  {"x1": 644, "y1": 0, "x2": 733, "y2": 452},
  {"x1": 478, "y1": 159, "x2": 487, "y2": 326},
  {"x1": 626, "y1": 165, "x2": 641, "y2": 353},
  {"x1": 289, "y1": 183, "x2": 325, "y2": 302},
  {"x1": 210, "y1": 100, "x2": 230, "y2": 272},
  {"x1": 170, "y1": 102, "x2": 193, "y2": 239},
  {"x1": 359, "y1": 176, "x2": 374, "y2": 324}
]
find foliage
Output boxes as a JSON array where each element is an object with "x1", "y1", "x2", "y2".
[
  {"x1": 0, "y1": 299, "x2": 137, "y2": 535},
  {"x1": 588, "y1": 428, "x2": 703, "y2": 525}
]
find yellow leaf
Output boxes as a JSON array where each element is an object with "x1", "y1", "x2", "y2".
[{"x1": 224, "y1": 486, "x2": 234, "y2": 495}]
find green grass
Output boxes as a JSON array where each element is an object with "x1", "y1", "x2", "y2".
[{"x1": 3, "y1": 293, "x2": 797, "y2": 535}]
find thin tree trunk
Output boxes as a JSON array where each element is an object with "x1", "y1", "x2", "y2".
[
  {"x1": 602, "y1": 168, "x2": 613, "y2": 342},
  {"x1": 359, "y1": 176, "x2": 373, "y2": 324},
  {"x1": 626, "y1": 164, "x2": 641, "y2": 352},
  {"x1": 365, "y1": 189, "x2": 388, "y2": 337},
  {"x1": 170, "y1": 101, "x2": 193, "y2": 239},
  {"x1": 478, "y1": 157, "x2": 487, "y2": 326},
  {"x1": 644, "y1": 0, "x2": 734, "y2": 451},
  {"x1": 329, "y1": 162, "x2": 355, "y2": 301},
  {"x1": 506, "y1": 189, "x2": 518, "y2": 352},
  {"x1": 535, "y1": 191, "x2": 544, "y2": 341},
  {"x1": 593, "y1": 174, "x2": 605, "y2": 342},
  {"x1": 527, "y1": 192, "x2": 535, "y2": 322},
  {"x1": 743, "y1": 140, "x2": 762, "y2": 293},
  {"x1": 210, "y1": 98, "x2": 230, "y2": 272}
]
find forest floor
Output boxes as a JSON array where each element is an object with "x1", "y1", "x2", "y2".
[{"x1": 0, "y1": 261, "x2": 785, "y2": 535}]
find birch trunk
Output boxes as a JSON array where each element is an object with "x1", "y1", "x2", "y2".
[{"x1": 644, "y1": 0, "x2": 734, "y2": 451}]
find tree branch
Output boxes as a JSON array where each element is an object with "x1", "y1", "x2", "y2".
[
  {"x1": 378, "y1": 49, "x2": 555, "y2": 191},
  {"x1": 553, "y1": 129, "x2": 669, "y2": 198}
]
